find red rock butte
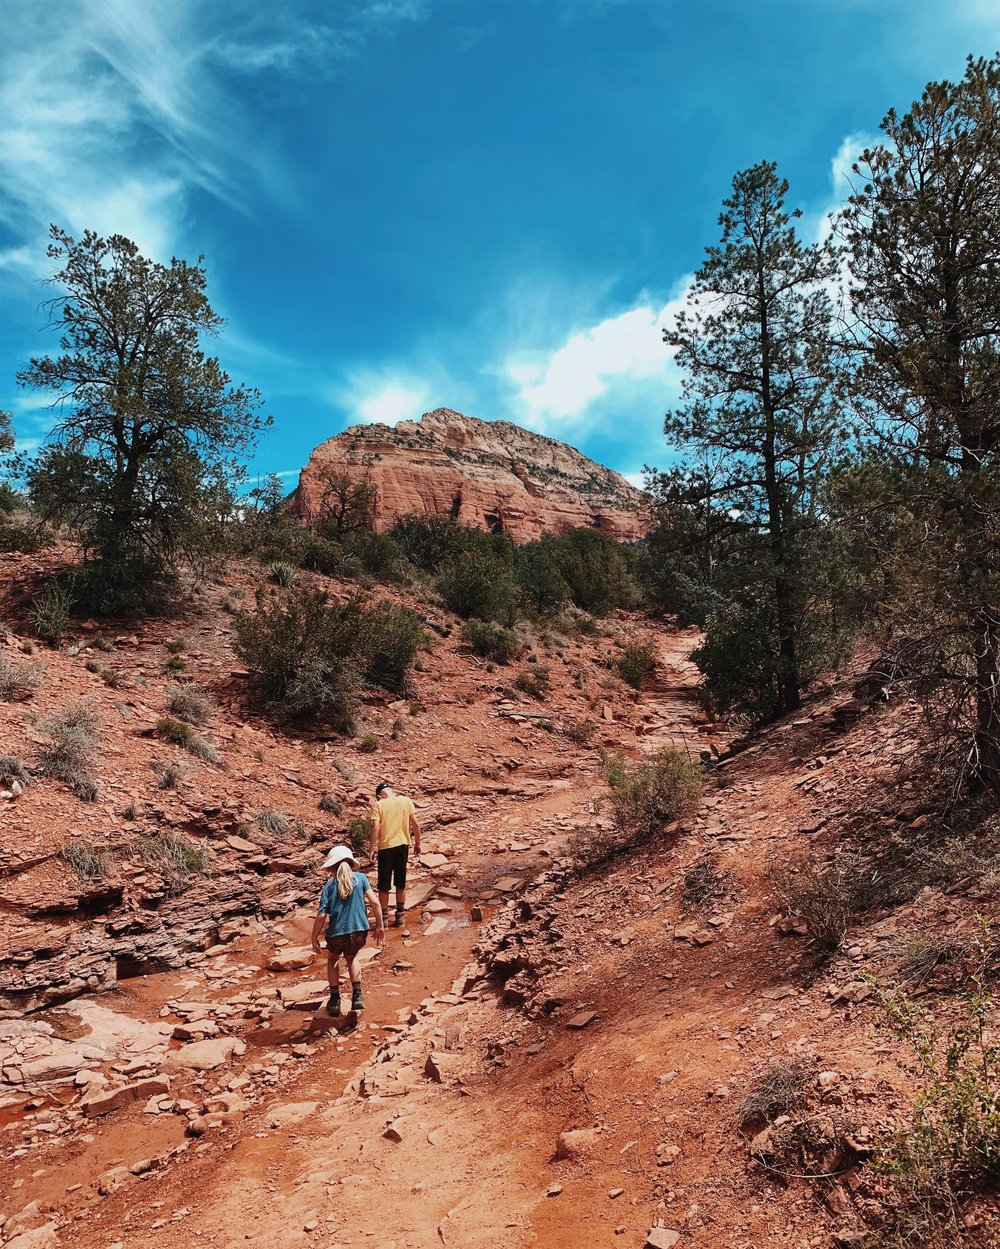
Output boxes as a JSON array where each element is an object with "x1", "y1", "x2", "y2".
[{"x1": 290, "y1": 408, "x2": 652, "y2": 544}]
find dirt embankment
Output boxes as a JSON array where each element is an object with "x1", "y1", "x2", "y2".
[{"x1": 2, "y1": 550, "x2": 997, "y2": 1249}]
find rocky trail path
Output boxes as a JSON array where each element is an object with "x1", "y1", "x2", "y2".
[{"x1": 0, "y1": 627, "x2": 721, "y2": 1249}]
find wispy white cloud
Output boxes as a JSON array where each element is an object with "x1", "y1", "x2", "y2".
[
  {"x1": 328, "y1": 370, "x2": 434, "y2": 427},
  {"x1": 0, "y1": 0, "x2": 433, "y2": 282}
]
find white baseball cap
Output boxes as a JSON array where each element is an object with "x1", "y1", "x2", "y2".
[{"x1": 322, "y1": 845, "x2": 359, "y2": 870}]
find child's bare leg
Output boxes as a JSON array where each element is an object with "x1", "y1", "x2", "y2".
[
  {"x1": 326, "y1": 951, "x2": 342, "y2": 993},
  {"x1": 346, "y1": 950, "x2": 365, "y2": 1010}
]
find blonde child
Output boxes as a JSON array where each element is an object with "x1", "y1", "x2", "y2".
[{"x1": 310, "y1": 845, "x2": 383, "y2": 1015}]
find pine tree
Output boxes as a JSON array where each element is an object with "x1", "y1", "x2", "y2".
[
  {"x1": 20, "y1": 227, "x2": 266, "y2": 611},
  {"x1": 839, "y1": 54, "x2": 1000, "y2": 792},
  {"x1": 663, "y1": 162, "x2": 843, "y2": 717}
]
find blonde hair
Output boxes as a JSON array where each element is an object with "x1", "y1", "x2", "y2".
[{"x1": 336, "y1": 859, "x2": 355, "y2": 900}]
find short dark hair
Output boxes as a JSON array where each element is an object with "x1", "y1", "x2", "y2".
[{"x1": 375, "y1": 782, "x2": 390, "y2": 797}]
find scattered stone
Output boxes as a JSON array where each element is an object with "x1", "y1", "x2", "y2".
[
  {"x1": 82, "y1": 1078, "x2": 170, "y2": 1118},
  {"x1": 546, "y1": 1184, "x2": 563, "y2": 1197},
  {"x1": 645, "y1": 1229, "x2": 681, "y2": 1249},
  {"x1": 556, "y1": 1128, "x2": 600, "y2": 1159},
  {"x1": 608, "y1": 1188, "x2": 624, "y2": 1200},
  {"x1": 161, "y1": 1037, "x2": 245, "y2": 1073},
  {"x1": 266, "y1": 947, "x2": 315, "y2": 972},
  {"x1": 564, "y1": 1010, "x2": 597, "y2": 1030}
]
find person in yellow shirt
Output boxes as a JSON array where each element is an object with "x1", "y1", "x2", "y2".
[{"x1": 369, "y1": 781, "x2": 421, "y2": 927}]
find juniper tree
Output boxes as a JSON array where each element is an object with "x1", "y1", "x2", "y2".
[
  {"x1": 20, "y1": 227, "x2": 266, "y2": 611},
  {"x1": 839, "y1": 54, "x2": 1000, "y2": 792},
  {"x1": 663, "y1": 162, "x2": 844, "y2": 717}
]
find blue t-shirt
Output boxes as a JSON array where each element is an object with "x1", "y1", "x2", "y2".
[{"x1": 318, "y1": 872, "x2": 371, "y2": 937}]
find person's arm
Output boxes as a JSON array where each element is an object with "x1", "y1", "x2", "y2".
[
  {"x1": 409, "y1": 811, "x2": 421, "y2": 855},
  {"x1": 310, "y1": 910, "x2": 326, "y2": 954},
  {"x1": 369, "y1": 811, "x2": 379, "y2": 859},
  {"x1": 365, "y1": 880, "x2": 384, "y2": 946}
]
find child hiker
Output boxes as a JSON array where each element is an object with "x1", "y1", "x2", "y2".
[{"x1": 311, "y1": 845, "x2": 384, "y2": 1016}]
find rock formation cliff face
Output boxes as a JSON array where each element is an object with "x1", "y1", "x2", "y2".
[{"x1": 290, "y1": 408, "x2": 651, "y2": 543}]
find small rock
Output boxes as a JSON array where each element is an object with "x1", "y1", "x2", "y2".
[
  {"x1": 645, "y1": 1229, "x2": 681, "y2": 1249},
  {"x1": 564, "y1": 1010, "x2": 597, "y2": 1030}
]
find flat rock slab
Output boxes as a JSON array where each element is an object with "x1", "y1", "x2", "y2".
[
  {"x1": 646, "y1": 1231, "x2": 681, "y2": 1249},
  {"x1": 404, "y1": 882, "x2": 438, "y2": 910},
  {"x1": 161, "y1": 1036, "x2": 245, "y2": 1073},
  {"x1": 494, "y1": 876, "x2": 524, "y2": 893},
  {"x1": 266, "y1": 946, "x2": 315, "y2": 972},
  {"x1": 418, "y1": 853, "x2": 449, "y2": 869},
  {"x1": 265, "y1": 1100, "x2": 320, "y2": 1129},
  {"x1": 277, "y1": 980, "x2": 330, "y2": 1008},
  {"x1": 83, "y1": 1076, "x2": 170, "y2": 1118},
  {"x1": 564, "y1": 1011, "x2": 598, "y2": 1030}
]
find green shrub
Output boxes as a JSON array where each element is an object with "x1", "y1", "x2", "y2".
[
  {"x1": 564, "y1": 720, "x2": 595, "y2": 745},
  {"x1": 36, "y1": 700, "x2": 99, "y2": 801},
  {"x1": 544, "y1": 528, "x2": 636, "y2": 616},
  {"x1": 99, "y1": 667, "x2": 123, "y2": 689},
  {"x1": 462, "y1": 619, "x2": 523, "y2": 663},
  {"x1": 345, "y1": 815, "x2": 371, "y2": 856},
  {"x1": 154, "y1": 759, "x2": 185, "y2": 789},
  {"x1": 268, "y1": 560, "x2": 297, "y2": 586},
  {"x1": 133, "y1": 831, "x2": 207, "y2": 892},
  {"x1": 61, "y1": 839, "x2": 114, "y2": 881},
  {"x1": 0, "y1": 481, "x2": 19, "y2": 515},
  {"x1": 167, "y1": 684, "x2": 212, "y2": 725},
  {"x1": 233, "y1": 586, "x2": 360, "y2": 729},
  {"x1": 318, "y1": 793, "x2": 342, "y2": 815},
  {"x1": 256, "y1": 809, "x2": 289, "y2": 836},
  {"x1": 342, "y1": 529, "x2": 405, "y2": 580},
  {"x1": 0, "y1": 518, "x2": 45, "y2": 552},
  {"x1": 32, "y1": 582, "x2": 74, "y2": 647},
  {"x1": 869, "y1": 927, "x2": 1000, "y2": 1248},
  {"x1": 387, "y1": 515, "x2": 490, "y2": 572},
  {"x1": 514, "y1": 545, "x2": 571, "y2": 615},
  {"x1": 614, "y1": 640, "x2": 656, "y2": 690},
  {"x1": 0, "y1": 653, "x2": 43, "y2": 702},
  {"x1": 350, "y1": 599, "x2": 425, "y2": 694},
  {"x1": 357, "y1": 733, "x2": 379, "y2": 753},
  {"x1": 163, "y1": 654, "x2": 185, "y2": 672},
  {"x1": 0, "y1": 755, "x2": 31, "y2": 787},
  {"x1": 514, "y1": 665, "x2": 551, "y2": 700},
  {"x1": 571, "y1": 746, "x2": 702, "y2": 867},
  {"x1": 439, "y1": 549, "x2": 519, "y2": 624},
  {"x1": 155, "y1": 716, "x2": 218, "y2": 761},
  {"x1": 166, "y1": 636, "x2": 187, "y2": 655},
  {"x1": 771, "y1": 852, "x2": 886, "y2": 955}
]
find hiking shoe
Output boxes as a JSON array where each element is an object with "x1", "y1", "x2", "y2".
[
  {"x1": 326, "y1": 990, "x2": 341, "y2": 1017},
  {"x1": 350, "y1": 986, "x2": 365, "y2": 1011},
  {"x1": 393, "y1": 908, "x2": 405, "y2": 928}
]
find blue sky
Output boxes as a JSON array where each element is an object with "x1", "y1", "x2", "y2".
[{"x1": 2, "y1": 0, "x2": 999, "y2": 489}]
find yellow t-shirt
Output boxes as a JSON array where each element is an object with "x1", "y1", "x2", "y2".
[{"x1": 373, "y1": 795, "x2": 416, "y2": 850}]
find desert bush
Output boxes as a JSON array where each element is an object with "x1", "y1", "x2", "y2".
[
  {"x1": 154, "y1": 759, "x2": 185, "y2": 789},
  {"x1": 564, "y1": 720, "x2": 595, "y2": 746},
  {"x1": 318, "y1": 792, "x2": 342, "y2": 815},
  {"x1": 682, "y1": 855, "x2": 731, "y2": 908},
  {"x1": 36, "y1": 700, "x2": 98, "y2": 800},
  {"x1": 869, "y1": 927, "x2": 1000, "y2": 1248},
  {"x1": 462, "y1": 619, "x2": 523, "y2": 664},
  {"x1": 166, "y1": 636, "x2": 187, "y2": 655},
  {"x1": 571, "y1": 746, "x2": 703, "y2": 867},
  {"x1": 268, "y1": 560, "x2": 296, "y2": 586},
  {"x1": 61, "y1": 839, "x2": 114, "y2": 881},
  {"x1": 614, "y1": 640, "x2": 656, "y2": 690},
  {"x1": 99, "y1": 667, "x2": 123, "y2": 689},
  {"x1": 387, "y1": 514, "x2": 492, "y2": 572},
  {"x1": 357, "y1": 733, "x2": 379, "y2": 753},
  {"x1": 341, "y1": 529, "x2": 405, "y2": 580},
  {"x1": 0, "y1": 755, "x2": 31, "y2": 786},
  {"x1": 167, "y1": 684, "x2": 212, "y2": 726},
  {"x1": 133, "y1": 831, "x2": 207, "y2": 891},
  {"x1": 233, "y1": 587, "x2": 422, "y2": 728},
  {"x1": 345, "y1": 815, "x2": 371, "y2": 856},
  {"x1": 256, "y1": 809, "x2": 289, "y2": 836},
  {"x1": 349, "y1": 599, "x2": 425, "y2": 694},
  {"x1": 737, "y1": 1061, "x2": 809, "y2": 1128},
  {"x1": 156, "y1": 716, "x2": 218, "y2": 761},
  {"x1": 438, "y1": 549, "x2": 519, "y2": 624},
  {"x1": 514, "y1": 665, "x2": 551, "y2": 700},
  {"x1": 0, "y1": 518, "x2": 46, "y2": 553},
  {"x1": 0, "y1": 653, "x2": 43, "y2": 702},
  {"x1": 772, "y1": 852, "x2": 886, "y2": 954},
  {"x1": 32, "y1": 582, "x2": 74, "y2": 647}
]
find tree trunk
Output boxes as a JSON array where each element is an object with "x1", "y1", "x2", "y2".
[{"x1": 972, "y1": 605, "x2": 1000, "y2": 793}]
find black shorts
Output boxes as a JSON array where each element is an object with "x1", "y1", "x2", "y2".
[
  {"x1": 377, "y1": 844, "x2": 409, "y2": 893},
  {"x1": 325, "y1": 930, "x2": 367, "y2": 959}
]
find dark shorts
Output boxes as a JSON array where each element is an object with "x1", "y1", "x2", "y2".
[
  {"x1": 377, "y1": 844, "x2": 409, "y2": 893},
  {"x1": 325, "y1": 930, "x2": 367, "y2": 958}
]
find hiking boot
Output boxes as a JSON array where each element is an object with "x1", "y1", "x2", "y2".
[
  {"x1": 326, "y1": 989, "x2": 341, "y2": 1017},
  {"x1": 350, "y1": 985, "x2": 365, "y2": 1012},
  {"x1": 393, "y1": 908, "x2": 405, "y2": 928}
]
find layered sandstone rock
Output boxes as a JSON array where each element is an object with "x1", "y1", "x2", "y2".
[{"x1": 290, "y1": 408, "x2": 651, "y2": 543}]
